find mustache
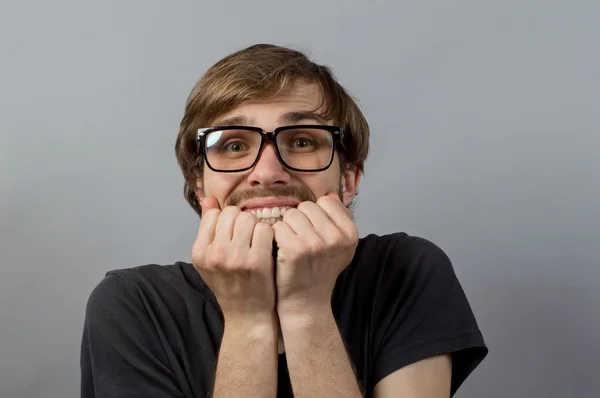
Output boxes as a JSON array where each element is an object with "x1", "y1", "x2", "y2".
[{"x1": 225, "y1": 185, "x2": 316, "y2": 208}]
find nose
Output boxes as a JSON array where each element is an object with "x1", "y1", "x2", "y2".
[{"x1": 247, "y1": 142, "x2": 291, "y2": 187}]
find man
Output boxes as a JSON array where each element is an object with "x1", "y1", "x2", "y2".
[{"x1": 81, "y1": 44, "x2": 488, "y2": 397}]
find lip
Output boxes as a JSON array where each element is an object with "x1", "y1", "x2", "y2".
[{"x1": 240, "y1": 197, "x2": 301, "y2": 211}]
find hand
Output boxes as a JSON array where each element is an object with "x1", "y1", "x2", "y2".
[
  {"x1": 191, "y1": 196, "x2": 277, "y2": 324},
  {"x1": 272, "y1": 192, "x2": 359, "y2": 316}
]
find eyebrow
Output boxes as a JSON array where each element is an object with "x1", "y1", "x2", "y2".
[
  {"x1": 211, "y1": 111, "x2": 329, "y2": 128},
  {"x1": 212, "y1": 115, "x2": 251, "y2": 126},
  {"x1": 279, "y1": 111, "x2": 328, "y2": 125}
]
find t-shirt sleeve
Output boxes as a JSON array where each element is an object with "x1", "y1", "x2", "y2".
[
  {"x1": 80, "y1": 273, "x2": 184, "y2": 398},
  {"x1": 371, "y1": 235, "x2": 488, "y2": 396}
]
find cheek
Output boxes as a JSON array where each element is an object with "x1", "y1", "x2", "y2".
[
  {"x1": 296, "y1": 173, "x2": 341, "y2": 198},
  {"x1": 203, "y1": 172, "x2": 243, "y2": 204}
]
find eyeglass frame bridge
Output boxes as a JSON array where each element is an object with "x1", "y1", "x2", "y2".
[{"x1": 196, "y1": 124, "x2": 344, "y2": 173}]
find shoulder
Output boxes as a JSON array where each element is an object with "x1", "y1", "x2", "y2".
[
  {"x1": 361, "y1": 234, "x2": 488, "y2": 394},
  {"x1": 341, "y1": 232, "x2": 459, "y2": 313},
  {"x1": 81, "y1": 264, "x2": 204, "y2": 396},
  {"x1": 88, "y1": 263, "x2": 185, "y2": 300},
  {"x1": 355, "y1": 232, "x2": 454, "y2": 279},
  {"x1": 85, "y1": 262, "x2": 215, "y2": 320},
  {"x1": 358, "y1": 232, "x2": 465, "y2": 301},
  {"x1": 105, "y1": 262, "x2": 192, "y2": 285},
  {"x1": 85, "y1": 264, "x2": 175, "y2": 315},
  {"x1": 357, "y1": 232, "x2": 447, "y2": 257}
]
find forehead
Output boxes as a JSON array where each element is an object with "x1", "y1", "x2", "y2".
[{"x1": 212, "y1": 83, "x2": 330, "y2": 126}]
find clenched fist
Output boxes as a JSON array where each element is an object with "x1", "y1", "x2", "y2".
[
  {"x1": 272, "y1": 192, "x2": 358, "y2": 316},
  {"x1": 191, "y1": 196, "x2": 277, "y2": 324}
]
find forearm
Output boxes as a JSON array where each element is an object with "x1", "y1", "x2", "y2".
[
  {"x1": 213, "y1": 315, "x2": 279, "y2": 398},
  {"x1": 279, "y1": 307, "x2": 363, "y2": 398}
]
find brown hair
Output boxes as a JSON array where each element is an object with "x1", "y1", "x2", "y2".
[{"x1": 175, "y1": 44, "x2": 370, "y2": 216}]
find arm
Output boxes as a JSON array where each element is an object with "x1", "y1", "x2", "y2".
[
  {"x1": 278, "y1": 305, "x2": 453, "y2": 398},
  {"x1": 372, "y1": 354, "x2": 451, "y2": 398},
  {"x1": 369, "y1": 235, "x2": 488, "y2": 396},
  {"x1": 279, "y1": 306, "x2": 363, "y2": 398},
  {"x1": 271, "y1": 195, "x2": 365, "y2": 397},
  {"x1": 193, "y1": 200, "x2": 281, "y2": 398},
  {"x1": 213, "y1": 315, "x2": 279, "y2": 398}
]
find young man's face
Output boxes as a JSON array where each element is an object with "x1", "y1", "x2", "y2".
[{"x1": 195, "y1": 83, "x2": 361, "y2": 222}]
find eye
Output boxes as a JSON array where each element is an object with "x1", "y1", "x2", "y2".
[
  {"x1": 292, "y1": 137, "x2": 313, "y2": 148},
  {"x1": 224, "y1": 141, "x2": 247, "y2": 152}
]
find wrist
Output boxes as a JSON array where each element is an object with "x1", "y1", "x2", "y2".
[
  {"x1": 223, "y1": 312, "x2": 279, "y2": 339},
  {"x1": 278, "y1": 304, "x2": 334, "y2": 331}
]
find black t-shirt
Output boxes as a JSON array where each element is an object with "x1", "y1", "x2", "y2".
[{"x1": 80, "y1": 233, "x2": 488, "y2": 397}]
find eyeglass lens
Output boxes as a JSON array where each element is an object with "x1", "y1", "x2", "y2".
[{"x1": 204, "y1": 128, "x2": 334, "y2": 171}]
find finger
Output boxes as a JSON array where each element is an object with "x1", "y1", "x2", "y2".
[
  {"x1": 271, "y1": 220, "x2": 297, "y2": 249},
  {"x1": 194, "y1": 197, "x2": 222, "y2": 249},
  {"x1": 201, "y1": 196, "x2": 221, "y2": 217},
  {"x1": 195, "y1": 209, "x2": 220, "y2": 248},
  {"x1": 324, "y1": 192, "x2": 351, "y2": 217},
  {"x1": 326, "y1": 191, "x2": 342, "y2": 202},
  {"x1": 316, "y1": 195, "x2": 355, "y2": 238},
  {"x1": 281, "y1": 206, "x2": 315, "y2": 236},
  {"x1": 232, "y1": 212, "x2": 259, "y2": 247},
  {"x1": 251, "y1": 221, "x2": 274, "y2": 251},
  {"x1": 294, "y1": 201, "x2": 337, "y2": 241},
  {"x1": 214, "y1": 206, "x2": 241, "y2": 243}
]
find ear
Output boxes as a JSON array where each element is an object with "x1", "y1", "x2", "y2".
[
  {"x1": 189, "y1": 176, "x2": 204, "y2": 203},
  {"x1": 341, "y1": 165, "x2": 361, "y2": 207}
]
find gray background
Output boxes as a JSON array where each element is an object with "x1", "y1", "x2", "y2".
[{"x1": 1, "y1": 0, "x2": 598, "y2": 397}]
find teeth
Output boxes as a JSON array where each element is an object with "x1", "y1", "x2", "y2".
[{"x1": 248, "y1": 206, "x2": 291, "y2": 223}]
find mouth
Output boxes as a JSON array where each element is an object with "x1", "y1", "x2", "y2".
[
  {"x1": 246, "y1": 205, "x2": 296, "y2": 225},
  {"x1": 239, "y1": 197, "x2": 301, "y2": 224}
]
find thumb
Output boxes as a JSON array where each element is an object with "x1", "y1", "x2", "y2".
[{"x1": 201, "y1": 196, "x2": 221, "y2": 217}]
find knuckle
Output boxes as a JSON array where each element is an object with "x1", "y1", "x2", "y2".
[
  {"x1": 309, "y1": 238, "x2": 325, "y2": 253},
  {"x1": 328, "y1": 231, "x2": 345, "y2": 246},
  {"x1": 254, "y1": 221, "x2": 272, "y2": 235},
  {"x1": 282, "y1": 207, "x2": 298, "y2": 221},
  {"x1": 292, "y1": 239, "x2": 308, "y2": 254},
  {"x1": 316, "y1": 195, "x2": 330, "y2": 206},
  {"x1": 203, "y1": 208, "x2": 221, "y2": 219},
  {"x1": 237, "y1": 211, "x2": 258, "y2": 225},
  {"x1": 246, "y1": 252, "x2": 267, "y2": 270},
  {"x1": 292, "y1": 247, "x2": 306, "y2": 261},
  {"x1": 223, "y1": 205, "x2": 241, "y2": 217},
  {"x1": 191, "y1": 251, "x2": 204, "y2": 268},
  {"x1": 207, "y1": 244, "x2": 228, "y2": 266},
  {"x1": 227, "y1": 249, "x2": 247, "y2": 269},
  {"x1": 348, "y1": 225, "x2": 359, "y2": 242},
  {"x1": 253, "y1": 220, "x2": 267, "y2": 231},
  {"x1": 297, "y1": 201, "x2": 313, "y2": 212}
]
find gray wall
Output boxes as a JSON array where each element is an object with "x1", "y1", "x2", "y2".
[{"x1": 1, "y1": 1, "x2": 598, "y2": 397}]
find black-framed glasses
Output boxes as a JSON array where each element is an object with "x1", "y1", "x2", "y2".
[{"x1": 196, "y1": 125, "x2": 344, "y2": 172}]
